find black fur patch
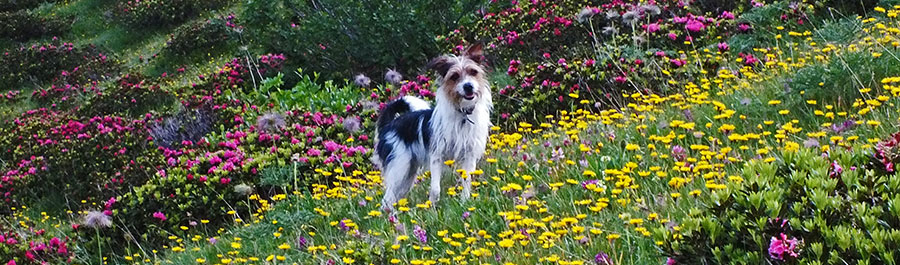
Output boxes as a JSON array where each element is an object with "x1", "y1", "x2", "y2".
[{"x1": 376, "y1": 110, "x2": 433, "y2": 166}]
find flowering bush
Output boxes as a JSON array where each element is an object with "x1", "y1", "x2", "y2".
[
  {"x1": 1, "y1": 39, "x2": 117, "y2": 94},
  {"x1": 0, "y1": 10, "x2": 70, "y2": 41},
  {"x1": 0, "y1": 109, "x2": 162, "y2": 208},
  {"x1": 439, "y1": 0, "x2": 752, "y2": 124},
  {"x1": 113, "y1": 0, "x2": 231, "y2": 27},
  {"x1": 80, "y1": 73, "x2": 176, "y2": 117},
  {"x1": 661, "y1": 147, "x2": 900, "y2": 264},
  {"x1": 0, "y1": 219, "x2": 74, "y2": 265},
  {"x1": 177, "y1": 54, "x2": 285, "y2": 105}
]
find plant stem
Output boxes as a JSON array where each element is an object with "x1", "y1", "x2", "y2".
[{"x1": 96, "y1": 228, "x2": 102, "y2": 264}]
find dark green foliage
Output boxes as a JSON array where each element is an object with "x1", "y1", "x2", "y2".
[
  {"x1": 0, "y1": 39, "x2": 118, "y2": 90},
  {"x1": 113, "y1": 0, "x2": 231, "y2": 28},
  {"x1": 80, "y1": 73, "x2": 177, "y2": 117},
  {"x1": 662, "y1": 147, "x2": 900, "y2": 264},
  {"x1": 0, "y1": 10, "x2": 70, "y2": 41},
  {"x1": 242, "y1": 0, "x2": 481, "y2": 81},
  {"x1": 162, "y1": 16, "x2": 234, "y2": 56},
  {"x1": 0, "y1": 0, "x2": 56, "y2": 12}
]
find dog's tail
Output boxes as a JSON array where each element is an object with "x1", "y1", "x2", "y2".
[{"x1": 377, "y1": 96, "x2": 431, "y2": 130}]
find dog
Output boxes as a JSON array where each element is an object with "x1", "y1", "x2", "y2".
[{"x1": 374, "y1": 44, "x2": 492, "y2": 211}]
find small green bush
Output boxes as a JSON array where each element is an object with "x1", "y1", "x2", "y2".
[
  {"x1": 113, "y1": 0, "x2": 231, "y2": 28},
  {"x1": 661, "y1": 146, "x2": 900, "y2": 264},
  {"x1": 0, "y1": 39, "x2": 118, "y2": 90},
  {"x1": 162, "y1": 15, "x2": 234, "y2": 56},
  {"x1": 0, "y1": 10, "x2": 70, "y2": 41},
  {"x1": 0, "y1": 0, "x2": 55, "y2": 12},
  {"x1": 80, "y1": 73, "x2": 176, "y2": 117}
]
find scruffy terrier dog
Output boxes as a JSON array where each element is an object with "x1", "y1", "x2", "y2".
[{"x1": 374, "y1": 44, "x2": 492, "y2": 211}]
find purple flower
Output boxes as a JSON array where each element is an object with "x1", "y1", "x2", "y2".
[
  {"x1": 354, "y1": 74, "x2": 371, "y2": 87},
  {"x1": 717, "y1": 42, "x2": 730, "y2": 52},
  {"x1": 666, "y1": 258, "x2": 676, "y2": 265},
  {"x1": 413, "y1": 225, "x2": 427, "y2": 243},
  {"x1": 768, "y1": 233, "x2": 801, "y2": 260},
  {"x1": 296, "y1": 236, "x2": 308, "y2": 248},
  {"x1": 462, "y1": 211, "x2": 471, "y2": 219},
  {"x1": 803, "y1": 138, "x2": 820, "y2": 148},
  {"x1": 385, "y1": 69, "x2": 403, "y2": 85},
  {"x1": 671, "y1": 145, "x2": 686, "y2": 162},
  {"x1": 832, "y1": 119, "x2": 856, "y2": 134},
  {"x1": 595, "y1": 252, "x2": 613, "y2": 265}
]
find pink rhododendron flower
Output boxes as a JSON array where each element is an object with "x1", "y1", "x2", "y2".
[
  {"x1": 685, "y1": 20, "x2": 705, "y2": 32},
  {"x1": 152, "y1": 212, "x2": 167, "y2": 221},
  {"x1": 769, "y1": 233, "x2": 801, "y2": 260}
]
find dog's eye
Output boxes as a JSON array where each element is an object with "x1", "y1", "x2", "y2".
[
  {"x1": 449, "y1": 73, "x2": 460, "y2": 81},
  {"x1": 467, "y1": 69, "x2": 479, "y2": 76}
]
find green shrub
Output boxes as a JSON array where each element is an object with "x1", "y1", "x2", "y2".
[
  {"x1": 0, "y1": 0, "x2": 55, "y2": 12},
  {"x1": 0, "y1": 39, "x2": 118, "y2": 91},
  {"x1": 80, "y1": 73, "x2": 177, "y2": 117},
  {"x1": 0, "y1": 10, "x2": 70, "y2": 41},
  {"x1": 242, "y1": 0, "x2": 481, "y2": 81},
  {"x1": 162, "y1": 15, "x2": 234, "y2": 56},
  {"x1": 113, "y1": 0, "x2": 231, "y2": 28},
  {"x1": 661, "y1": 146, "x2": 900, "y2": 264}
]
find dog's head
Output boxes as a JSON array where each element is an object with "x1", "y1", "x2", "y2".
[{"x1": 427, "y1": 44, "x2": 491, "y2": 109}]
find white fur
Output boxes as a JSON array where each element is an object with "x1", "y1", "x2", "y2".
[
  {"x1": 426, "y1": 81, "x2": 492, "y2": 204},
  {"x1": 403, "y1": 96, "x2": 431, "y2": 112}
]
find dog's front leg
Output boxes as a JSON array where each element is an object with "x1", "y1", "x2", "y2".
[
  {"x1": 460, "y1": 159, "x2": 477, "y2": 201},
  {"x1": 428, "y1": 159, "x2": 443, "y2": 204}
]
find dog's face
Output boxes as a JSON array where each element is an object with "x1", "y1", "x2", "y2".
[{"x1": 428, "y1": 44, "x2": 490, "y2": 109}]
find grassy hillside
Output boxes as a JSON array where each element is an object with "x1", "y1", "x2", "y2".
[{"x1": 4, "y1": 0, "x2": 900, "y2": 265}]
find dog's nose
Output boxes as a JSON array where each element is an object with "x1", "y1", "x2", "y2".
[{"x1": 463, "y1": 83, "x2": 474, "y2": 95}]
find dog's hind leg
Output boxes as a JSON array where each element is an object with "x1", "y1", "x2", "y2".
[{"x1": 381, "y1": 157, "x2": 416, "y2": 212}]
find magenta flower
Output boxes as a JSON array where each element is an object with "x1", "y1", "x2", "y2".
[
  {"x1": 685, "y1": 20, "x2": 705, "y2": 32},
  {"x1": 717, "y1": 42, "x2": 730, "y2": 52},
  {"x1": 667, "y1": 33, "x2": 678, "y2": 40},
  {"x1": 643, "y1": 23, "x2": 660, "y2": 33},
  {"x1": 152, "y1": 212, "x2": 167, "y2": 221},
  {"x1": 768, "y1": 233, "x2": 801, "y2": 260}
]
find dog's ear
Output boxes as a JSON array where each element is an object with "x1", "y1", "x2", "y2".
[
  {"x1": 464, "y1": 42, "x2": 484, "y2": 64},
  {"x1": 427, "y1": 56, "x2": 453, "y2": 77}
]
